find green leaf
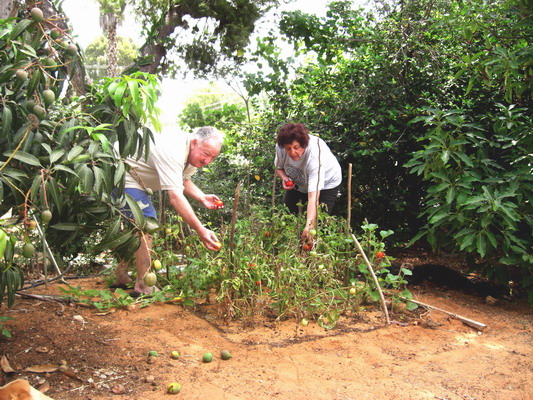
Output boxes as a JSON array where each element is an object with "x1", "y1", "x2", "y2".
[
  {"x1": 124, "y1": 193, "x2": 145, "y2": 227},
  {"x1": 476, "y1": 233, "x2": 486, "y2": 258},
  {"x1": 2, "y1": 105, "x2": 12, "y2": 140},
  {"x1": 67, "y1": 145, "x2": 85, "y2": 161},
  {"x1": 3, "y1": 150, "x2": 42, "y2": 167},
  {"x1": 50, "y1": 223, "x2": 82, "y2": 231}
]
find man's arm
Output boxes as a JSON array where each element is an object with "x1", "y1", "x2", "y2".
[
  {"x1": 167, "y1": 189, "x2": 220, "y2": 250},
  {"x1": 183, "y1": 179, "x2": 221, "y2": 209}
]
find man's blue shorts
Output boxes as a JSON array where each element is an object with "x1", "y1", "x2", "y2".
[{"x1": 122, "y1": 188, "x2": 157, "y2": 219}]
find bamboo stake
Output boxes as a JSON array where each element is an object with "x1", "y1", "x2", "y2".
[
  {"x1": 400, "y1": 297, "x2": 487, "y2": 330},
  {"x1": 351, "y1": 233, "x2": 390, "y2": 324},
  {"x1": 346, "y1": 163, "x2": 352, "y2": 234},
  {"x1": 271, "y1": 168, "x2": 277, "y2": 209},
  {"x1": 229, "y1": 181, "x2": 241, "y2": 264}
]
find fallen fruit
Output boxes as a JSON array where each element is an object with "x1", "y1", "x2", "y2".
[
  {"x1": 148, "y1": 350, "x2": 158, "y2": 357},
  {"x1": 264, "y1": 231, "x2": 271, "y2": 238},
  {"x1": 202, "y1": 352, "x2": 213, "y2": 363},
  {"x1": 41, "y1": 209, "x2": 52, "y2": 223},
  {"x1": 220, "y1": 350, "x2": 232, "y2": 360},
  {"x1": 255, "y1": 280, "x2": 261, "y2": 286},
  {"x1": 30, "y1": 7, "x2": 44, "y2": 22},
  {"x1": 23, "y1": 243, "x2": 35, "y2": 258},
  {"x1": 171, "y1": 351, "x2": 180, "y2": 359},
  {"x1": 301, "y1": 318, "x2": 309, "y2": 327},
  {"x1": 167, "y1": 382, "x2": 181, "y2": 394},
  {"x1": 143, "y1": 272, "x2": 157, "y2": 287},
  {"x1": 152, "y1": 259, "x2": 162, "y2": 271},
  {"x1": 349, "y1": 287, "x2": 357, "y2": 295}
]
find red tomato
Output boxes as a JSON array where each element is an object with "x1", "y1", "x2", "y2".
[
  {"x1": 302, "y1": 243, "x2": 312, "y2": 251},
  {"x1": 376, "y1": 251, "x2": 385, "y2": 258},
  {"x1": 286, "y1": 180, "x2": 294, "y2": 188},
  {"x1": 264, "y1": 231, "x2": 271, "y2": 238},
  {"x1": 214, "y1": 200, "x2": 224, "y2": 209},
  {"x1": 255, "y1": 280, "x2": 261, "y2": 286}
]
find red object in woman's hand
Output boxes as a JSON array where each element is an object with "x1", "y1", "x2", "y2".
[
  {"x1": 285, "y1": 180, "x2": 294, "y2": 189},
  {"x1": 214, "y1": 200, "x2": 224, "y2": 209}
]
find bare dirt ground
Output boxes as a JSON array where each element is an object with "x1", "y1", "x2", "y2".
[{"x1": 1, "y1": 252, "x2": 532, "y2": 400}]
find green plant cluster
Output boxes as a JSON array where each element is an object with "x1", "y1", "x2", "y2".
[{"x1": 148, "y1": 207, "x2": 411, "y2": 329}]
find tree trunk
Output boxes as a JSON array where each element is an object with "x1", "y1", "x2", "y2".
[
  {"x1": 106, "y1": 24, "x2": 119, "y2": 77},
  {"x1": 0, "y1": 0, "x2": 18, "y2": 19}
]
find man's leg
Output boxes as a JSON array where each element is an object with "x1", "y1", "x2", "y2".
[{"x1": 133, "y1": 234, "x2": 154, "y2": 295}]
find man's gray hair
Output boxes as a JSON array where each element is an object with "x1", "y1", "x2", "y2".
[{"x1": 194, "y1": 126, "x2": 224, "y2": 146}]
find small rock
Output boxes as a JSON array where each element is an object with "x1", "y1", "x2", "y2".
[
  {"x1": 145, "y1": 375, "x2": 155, "y2": 384},
  {"x1": 485, "y1": 295, "x2": 498, "y2": 305},
  {"x1": 111, "y1": 384, "x2": 126, "y2": 394}
]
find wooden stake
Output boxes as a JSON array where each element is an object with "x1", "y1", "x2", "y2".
[
  {"x1": 351, "y1": 233, "x2": 390, "y2": 324},
  {"x1": 347, "y1": 163, "x2": 352, "y2": 234},
  {"x1": 401, "y1": 297, "x2": 487, "y2": 330},
  {"x1": 229, "y1": 181, "x2": 241, "y2": 264}
]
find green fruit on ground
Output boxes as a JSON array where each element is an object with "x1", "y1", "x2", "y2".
[
  {"x1": 171, "y1": 351, "x2": 180, "y2": 359},
  {"x1": 202, "y1": 352, "x2": 213, "y2": 363},
  {"x1": 30, "y1": 8, "x2": 44, "y2": 22},
  {"x1": 349, "y1": 287, "x2": 357, "y2": 295},
  {"x1": 220, "y1": 350, "x2": 232, "y2": 360},
  {"x1": 41, "y1": 209, "x2": 52, "y2": 223},
  {"x1": 50, "y1": 28, "x2": 60, "y2": 39},
  {"x1": 15, "y1": 69, "x2": 28, "y2": 81},
  {"x1": 143, "y1": 272, "x2": 157, "y2": 287},
  {"x1": 23, "y1": 243, "x2": 35, "y2": 258},
  {"x1": 148, "y1": 350, "x2": 158, "y2": 357},
  {"x1": 152, "y1": 259, "x2": 162, "y2": 271},
  {"x1": 32, "y1": 104, "x2": 46, "y2": 119},
  {"x1": 42, "y1": 89, "x2": 55, "y2": 106},
  {"x1": 167, "y1": 382, "x2": 181, "y2": 394},
  {"x1": 301, "y1": 318, "x2": 309, "y2": 327}
]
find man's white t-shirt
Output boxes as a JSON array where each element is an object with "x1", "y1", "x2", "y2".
[
  {"x1": 275, "y1": 135, "x2": 342, "y2": 193},
  {"x1": 124, "y1": 130, "x2": 198, "y2": 192}
]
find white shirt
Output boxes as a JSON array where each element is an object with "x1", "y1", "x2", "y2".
[
  {"x1": 124, "y1": 130, "x2": 197, "y2": 192},
  {"x1": 275, "y1": 135, "x2": 342, "y2": 193}
]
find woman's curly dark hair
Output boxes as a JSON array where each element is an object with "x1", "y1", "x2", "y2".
[{"x1": 277, "y1": 123, "x2": 310, "y2": 148}]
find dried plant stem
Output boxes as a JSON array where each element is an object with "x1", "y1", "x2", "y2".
[{"x1": 350, "y1": 233, "x2": 390, "y2": 325}]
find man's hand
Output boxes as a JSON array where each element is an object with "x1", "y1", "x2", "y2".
[
  {"x1": 202, "y1": 194, "x2": 223, "y2": 210},
  {"x1": 198, "y1": 228, "x2": 221, "y2": 251}
]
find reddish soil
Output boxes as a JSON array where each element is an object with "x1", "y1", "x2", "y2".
[{"x1": 1, "y1": 256, "x2": 532, "y2": 400}]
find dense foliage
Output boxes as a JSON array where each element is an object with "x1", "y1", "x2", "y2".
[{"x1": 181, "y1": 0, "x2": 532, "y2": 300}]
